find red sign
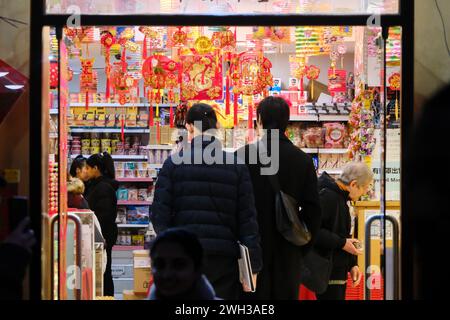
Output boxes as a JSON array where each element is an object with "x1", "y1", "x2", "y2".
[{"x1": 328, "y1": 69, "x2": 347, "y2": 95}]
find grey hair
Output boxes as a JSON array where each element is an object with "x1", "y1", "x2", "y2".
[{"x1": 338, "y1": 162, "x2": 374, "y2": 187}]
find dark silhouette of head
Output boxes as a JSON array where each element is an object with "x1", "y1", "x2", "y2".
[{"x1": 150, "y1": 228, "x2": 204, "y2": 299}]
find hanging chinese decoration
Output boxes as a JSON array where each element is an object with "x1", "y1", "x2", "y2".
[
  {"x1": 101, "y1": 30, "x2": 116, "y2": 100},
  {"x1": 231, "y1": 51, "x2": 273, "y2": 129},
  {"x1": 194, "y1": 36, "x2": 214, "y2": 55},
  {"x1": 289, "y1": 55, "x2": 307, "y2": 95},
  {"x1": 348, "y1": 88, "x2": 376, "y2": 160},
  {"x1": 169, "y1": 26, "x2": 188, "y2": 48},
  {"x1": 306, "y1": 65, "x2": 320, "y2": 101},
  {"x1": 142, "y1": 55, "x2": 179, "y2": 127},
  {"x1": 211, "y1": 27, "x2": 236, "y2": 115},
  {"x1": 80, "y1": 58, "x2": 95, "y2": 110},
  {"x1": 329, "y1": 50, "x2": 339, "y2": 77},
  {"x1": 389, "y1": 72, "x2": 401, "y2": 120},
  {"x1": 337, "y1": 44, "x2": 347, "y2": 69},
  {"x1": 181, "y1": 54, "x2": 222, "y2": 101}
]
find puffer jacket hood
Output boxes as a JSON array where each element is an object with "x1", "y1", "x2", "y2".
[{"x1": 67, "y1": 177, "x2": 85, "y2": 195}]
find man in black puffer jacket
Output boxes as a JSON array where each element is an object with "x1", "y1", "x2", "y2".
[{"x1": 151, "y1": 103, "x2": 262, "y2": 300}]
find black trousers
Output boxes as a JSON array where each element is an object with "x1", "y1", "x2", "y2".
[
  {"x1": 103, "y1": 245, "x2": 114, "y2": 297},
  {"x1": 316, "y1": 283, "x2": 347, "y2": 300},
  {"x1": 203, "y1": 255, "x2": 240, "y2": 300}
]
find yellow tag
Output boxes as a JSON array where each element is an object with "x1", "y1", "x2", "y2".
[{"x1": 4, "y1": 169, "x2": 20, "y2": 184}]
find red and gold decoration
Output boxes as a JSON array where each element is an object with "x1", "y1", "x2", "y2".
[
  {"x1": 142, "y1": 55, "x2": 179, "y2": 127},
  {"x1": 231, "y1": 51, "x2": 273, "y2": 129},
  {"x1": 389, "y1": 72, "x2": 401, "y2": 120},
  {"x1": 181, "y1": 54, "x2": 222, "y2": 101},
  {"x1": 101, "y1": 30, "x2": 115, "y2": 100},
  {"x1": 80, "y1": 58, "x2": 95, "y2": 110},
  {"x1": 306, "y1": 65, "x2": 320, "y2": 101}
]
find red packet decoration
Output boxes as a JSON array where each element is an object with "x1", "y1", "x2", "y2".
[
  {"x1": 328, "y1": 69, "x2": 347, "y2": 96},
  {"x1": 181, "y1": 54, "x2": 222, "y2": 101},
  {"x1": 389, "y1": 72, "x2": 401, "y2": 120},
  {"x1": 80, "y1": 58, "x2": 95, "y2": 110},
  {"x1": 112, "y1": 63, "x2": 130, "y2": 106},
  {"x1": 50, "y1": 61, "x2": 58, "y2": 89},
  {"x1": 306, "y1": 65, "x2": 320, "y2": 101}
]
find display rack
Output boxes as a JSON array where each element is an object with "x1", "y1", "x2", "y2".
[{"x1": 117, "y1": 224, "x2": 149, "y2": 228}]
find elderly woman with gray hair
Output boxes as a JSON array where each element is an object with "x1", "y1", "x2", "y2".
[{"x1": 313, "y1": 162, "x2": 373, "y2": 300}]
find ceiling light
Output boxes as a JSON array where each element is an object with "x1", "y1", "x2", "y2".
[
  {"x1": 5, "y1": 85, "x2": 24, "y2": 90},
  {"x1": 0, "y1": 72, "x2": 9, "y2": 78}
]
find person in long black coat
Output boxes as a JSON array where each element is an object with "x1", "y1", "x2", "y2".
[
  {"x1": 314, "y1": 163, "x2": 373, "y2": 300},
  {"x1": 238, "y1": 96, "x2": 322, "y2": 300},
  {"x1": 84, "y1": 152, "x2": 118, "y2": 297},
  {"x1": 151, "y1": 103, "x2": 262, "y2": 300}
]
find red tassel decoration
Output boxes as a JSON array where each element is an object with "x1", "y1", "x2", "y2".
[
  {"x1": 122, "y1": 47, "x2": 127, "y2": 72},
  {"x1": 85, "y1": 90, "x2": 89, "y2": 111},
  {"x1": 106, "y1": 76, "x2": 110, "y2": 100},
  {"x1": 143, "y1": 35, "x2": 147, "y2": 60},
  {"x1": 169, "y1": 103, "x2": 174, "y2": 128},
  {"x1": 248, "y1": 100, "x2": 254, "y2": 129},
  {"x1": 121, "y1": 115, "x2": 125, "y2": 144},
  {"x1": 225, "y1": 75, "x2": 230, "y2": 115},
  {"x1": 148, "y1": 90, "x2": 154, "y2": 127},
  {"x1": 233, "y1": 93, "x2": 238, "y2": 126}
]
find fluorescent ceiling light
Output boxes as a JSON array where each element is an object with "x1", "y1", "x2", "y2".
[
  {"x1": 0, "y1": 72, "x2": 9, "y2": 78},
  {"x1": 5, "y1": 85, "x2": 24, "y2": 90}
]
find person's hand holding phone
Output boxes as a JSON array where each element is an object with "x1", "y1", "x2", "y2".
[{"x1": 342, "y1": 239, "x2": 363, "y2": 256}]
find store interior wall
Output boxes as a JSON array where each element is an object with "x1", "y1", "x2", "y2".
[
  {"x1": 414, "y1": 0, "x2": 450, "y2": 116},
  {"x1": 0, "y1": 0, "x2": 30, "y2": 198}
]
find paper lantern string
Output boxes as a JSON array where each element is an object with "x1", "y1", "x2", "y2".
[{"x1": 233, "y1": 92, "x2": 239, "y2": 126}]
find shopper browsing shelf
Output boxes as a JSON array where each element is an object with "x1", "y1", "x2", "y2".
[
  {"x1": 313, "y1": 162, "x2": 372, "y2": 300},
  {"x1": 84, "y1": 152, "x2": 119, "y2": 297},
  {"x1": 151, "y1": 103, "x2": 262, "y2": 300},
  {"x1": 238, "y1": 96, "x2": 322, "y2": 300},
  {"x1": 148, "y1": 228, "x2": 219, "y2": 300}
]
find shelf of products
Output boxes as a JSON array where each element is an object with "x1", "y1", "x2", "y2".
[
  {"x1": 302, "y1": 148, "x2": 349, "y2": 154},
  {"x1": 70, "y1": 128, "x2": 150, "y2": 133},
  {"x1": 118, "y1": 201, "x2": 153, "y2": 206},
  {"x1": 145, "y1": 145, "x2": 174, "y2": 150},
  {"x1": 117, "y1": 178, "x2": 153, "y2": 183},
  {"x1": 70, "y1": 103, "x2": 172, "y2": 107},
  {"x1": 70, "y1": 154, "x2": 147, "y2": 160}
]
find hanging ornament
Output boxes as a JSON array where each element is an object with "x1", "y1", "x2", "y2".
[
  {"x1": 194, "y1": 36, "x2": 213, "y2": 55},
  {"x1": 389, "y1": 72, "x2": 401, "y2": 120},
  {"x1": 306, "y1": 65, "x2": 320, "y2": 101},
  {"x1": 171, "y1": 27, "x2": 188, "y2": 47},
  {"x1": 80, "y1": 58, "x2": 95, "y2": 110},
  {"x1": 101, "y1": 31, "x2": 115, "y2": 100}
]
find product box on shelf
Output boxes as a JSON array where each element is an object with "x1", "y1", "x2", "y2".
[
  {"x1": 116, "y1": 207, "x2": 127, "y2": 224},
  {"x1": 127, "y1": 206, "x2": 150, "y2": 224},
  {"x1": 133, "y1": 250, "x2": 152, "y2": 295}
]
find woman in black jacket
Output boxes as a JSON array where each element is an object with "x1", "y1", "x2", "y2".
[
  {"x1": 151, "y1": 103, "x2": 262, "y2": 300},
  {"x1": 238, "y1": 97, "x2": 322, "y2": 300},
  {"x1": 315, "y1": 162, "x2": 373, "y2": 300},
  {"x1": 84, "y1": 152, "x2": 118, "y2": 297}
]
